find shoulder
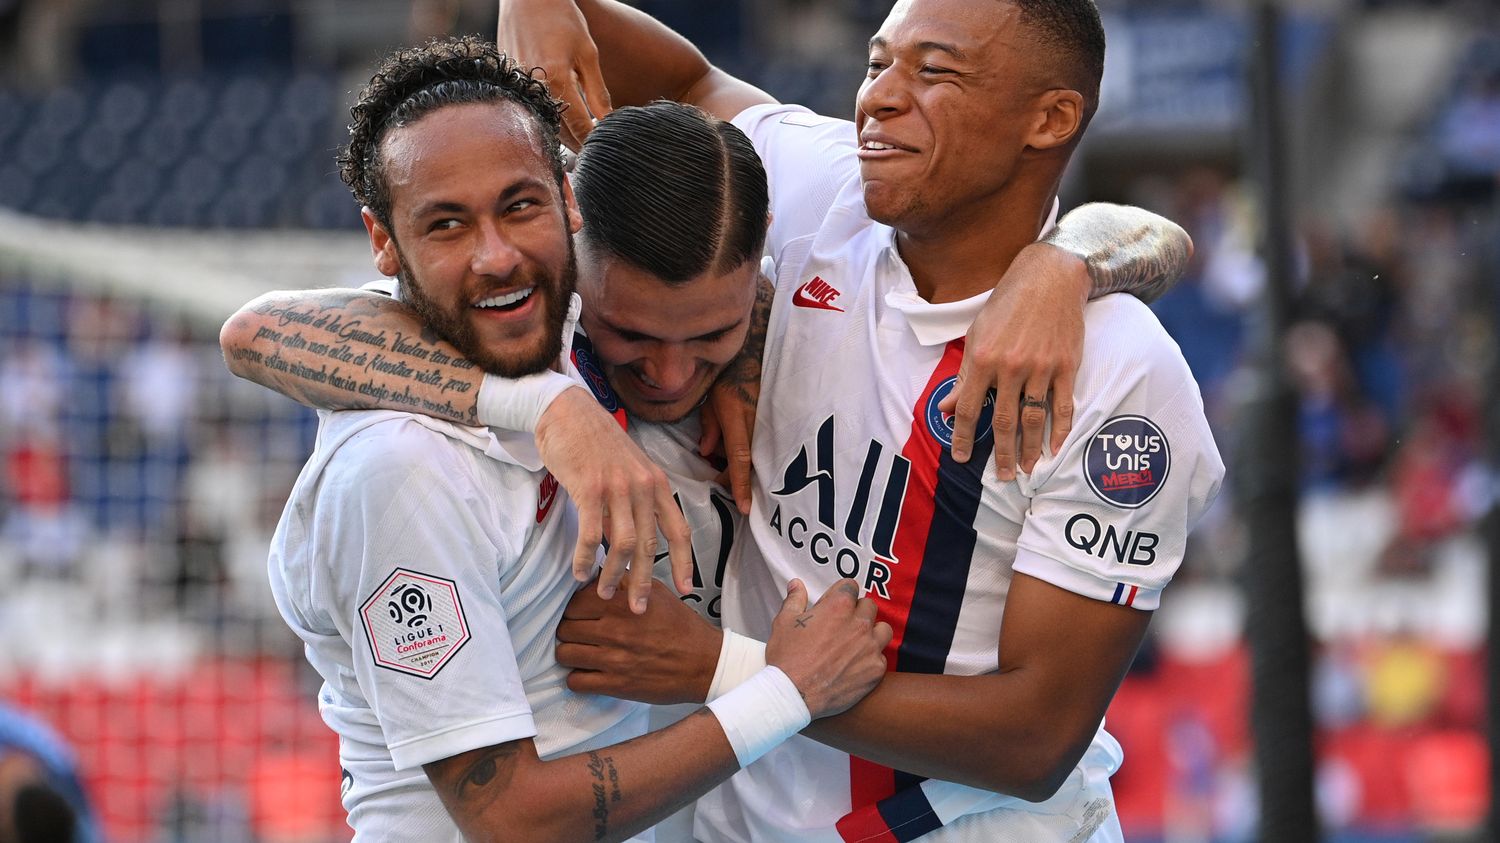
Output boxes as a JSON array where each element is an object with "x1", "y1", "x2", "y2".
[
  {"x1": 309, "y1": 411, "x2": 492, "y2": 519},
  {"x1": 1076, "y1": 294, "x2": 1195, "y2": 403}
]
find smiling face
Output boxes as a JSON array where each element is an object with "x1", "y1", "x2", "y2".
[
  {"x1": 362, "y1": 100, "x2": 582, "y2": 378},
  {"x1": 578, "y1": 247, "x2": 759, "y2": 423},
  {"x1": 855, "y1": 0, "x2": 1046, "y2": 233}
]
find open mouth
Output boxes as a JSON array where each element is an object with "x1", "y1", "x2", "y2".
[{"x1": 474, "y1": 287, "x2": 536, "y2": 313}]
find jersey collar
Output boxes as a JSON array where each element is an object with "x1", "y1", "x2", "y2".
[{"x1": 880, "y1": 197, "x2": 1061, "y2": 347}]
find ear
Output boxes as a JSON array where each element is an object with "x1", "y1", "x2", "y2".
[
  {"x1": 1025, "y1": 89, "x2": 1085, "y2": 152},
  {"x1": 561, "y1": 175, "x2": 584, "y2": 235},
  {"x1": 361, "y1": 207, "x2": 401, "y2": 277}
]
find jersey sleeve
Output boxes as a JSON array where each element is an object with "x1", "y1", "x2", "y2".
[
  {"x1": 730, "y1": 103, "x2": 860, "y2": 262},
  {"x1": 319, "y1": 419, "x2": 538, "y2": 770},
  {"x1": 1011, "y1": 297, "x2": 1225, "y2": 611}
]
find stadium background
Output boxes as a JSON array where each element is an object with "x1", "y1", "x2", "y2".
[{"x1": 0, "y1": 0, "x2": 1496, "y2": 840}]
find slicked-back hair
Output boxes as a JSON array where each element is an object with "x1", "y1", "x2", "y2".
[
  {"x1": 572, "y1": 101, "x2": 769, "y2": 285},
  {"x1": 338, "y1": 35, "x2": 565, "y2": 229},
  {"x1": 1013, "y1": 0, "x2": 1106, "y2": 119}
]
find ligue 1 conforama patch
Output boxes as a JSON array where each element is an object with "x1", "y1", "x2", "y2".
[
  {"x1": 361, "y1": 569, "x2": 470, "y2": 679},
  {"x1": 1085, "y1": 415, "x2": 1170, "y2": 509},
  {"x1": 925, "y1": 377, "x2": 995, "y2": 448}
]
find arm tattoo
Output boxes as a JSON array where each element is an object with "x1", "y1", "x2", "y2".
[
  {"x1": 714, "y1": 275, "x2": 774, "y2": 404},
  {"x1": 424, "y1": 741, "x2": 523, "y2": 809},
  {"x1": 1041, "y1": 203, "x2": 1193, "y2": 304},
  {"x1": 585, "y1": 751, "x2": 622, "y2": 841},
  {"x1": 226, "y1": 289, "x2": 482, "y2": 426}
]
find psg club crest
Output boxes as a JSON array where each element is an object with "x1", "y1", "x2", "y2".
[
  {"x1": 572, "y1": 341, "x2": 620, "y2": 414},
  {"x1": 925, "y1": 376, "x2": 994, "y2": 449},
  {"x1": 1085, "y1": 415, "x2": 1170, "y2": 509},
  {"x1": 360, "y1": 569, "x2": 471, "y2": 679}
]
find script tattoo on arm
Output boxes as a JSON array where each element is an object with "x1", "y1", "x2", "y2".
[
  {"x1": 716, "y1": 274, "x2": 774, "y2": 404},
  {"x1": 221, "y1": 289, "x2": 483, "y2": 425},
  {"x1": 1041, "y1": 203, "x2": 1194, "y2": 304},
  {"x1": 585, "y1": 751, "x2": 624, "y2": 841}
]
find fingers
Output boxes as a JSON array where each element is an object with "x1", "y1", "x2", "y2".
[
  {"x1": 572, "y1": 492, "x2": 603, "y2": 584},
  {"x1": 573, "y1": 49, "x2": 614, "y2": 127},
  {"x1": 698, "y1": 401, "x2": 723, "y2": 458},
  {"x1": 1050, "y1": 370, "x2": 1075, "y2": 455},
  {"x1": 721, "y1": 405, "x2": 755, "y2": 516},
  {"x1": 872, "y1": 620, "x2": 894, "y2": 650},
  {"x1": 557, "y1": 69, "x2": 597, "y2": 147},
  {"x1": 944, "y1": 359, "x2": 980, "y2": 465},
  {"x1": 853, "y1": 595, "x2": 879, "y2": 623},
  {"x1": 656, "y1": 481, "x2": 696, "y2": 597},
  {"x1": 596, "y1": 486, "x2": 636, "y2": 601},
  {"x1": 814, "y1": 578, "x2": 861, "y2": 610},
  {"x1": 624, "y1": 480, "x2": 660, "y2": 614},
  {"x1": 1017, "y1": 374, "x2": 1051, "y2": 475},
  {"x1": 779, "y1": 578, "x2": 808, "y2": 618},
  {"x1": 561, "y1": 586, "x2": 608, "y2": 621},
  {"x1": 988, "y1": 375, "x2": 1020, "y2": 482}
]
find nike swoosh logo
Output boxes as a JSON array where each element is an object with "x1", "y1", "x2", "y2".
[{"x1": 792, "y1": 281, "x2": 844, "y2": 312}]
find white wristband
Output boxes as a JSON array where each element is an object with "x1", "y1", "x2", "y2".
[
  {"x1": 706, "y1": 665, "x2": 811, "y2": 768},
  {"x1": 707, "y1": 629, "x2": 768, "y2": 702},
  {"x1": 475, "y1": 371, "x2": 579, "y2": 432}
]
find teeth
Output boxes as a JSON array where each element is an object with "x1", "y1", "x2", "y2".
[
  {"x1": 476, "y1": 287, "x2": 534, "y2": 308},
  {"x1": 865, "y1": 141, "x2": 897, "y2": 150}
]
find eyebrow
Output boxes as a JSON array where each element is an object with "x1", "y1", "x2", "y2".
[
  {"x1": 597, "y1": 315, "x2": 743, "y2": 344},
  {"x1": 408, "y1": 177, "x2": 551, "y2": 220},
  {"x1": 868, "y1": 36, "x2": 970, "y2": 62}
]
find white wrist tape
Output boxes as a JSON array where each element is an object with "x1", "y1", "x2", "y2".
[
  {"x1": 475, "y1": 370, "x2": 578, "y2": 432},
  {"x1": 707, "y1": 629, "x2": 768, "y2": 702},
  {"x1": 706, "y1": 665, "x2": 811, "y2": 768}
]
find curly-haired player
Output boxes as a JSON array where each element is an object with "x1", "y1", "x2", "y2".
[{"x1": 261, "y1": 36, "x2": 892, "y2": 843}]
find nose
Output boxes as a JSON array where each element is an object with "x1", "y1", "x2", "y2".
[
  {"x1": 856, "y1": 66, "x2": 908, "y2": 121},
  {"x1": 471, "y1": 219, "x2": 524, "y2": 279},
  {"x1": 640, "y1": 345, "x2": 697, "y2": 395}
]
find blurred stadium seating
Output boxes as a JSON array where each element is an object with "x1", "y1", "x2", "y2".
[{"x1": 1, "y1": 1, "x2": 1497, "y2": 841}]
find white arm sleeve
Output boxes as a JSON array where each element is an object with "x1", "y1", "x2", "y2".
[
  {"x1": 322, "y1": 420, "x2": 538, "y2": 770},
  {"x1": 1012, "y1": 297, "x2": 1225, "y2": 611}
]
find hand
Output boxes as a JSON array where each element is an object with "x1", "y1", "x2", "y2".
[
  {"x1": 498, "y1": 0, "x2": 612, "y2": 148},
  {"x1": 766, "y1": 579, "x2": 892, "y2": 719},
  {"x1": 557, "y1": 579, "x2": 722, "y2": 705},
  {"x1": 700, "y1": 378, "x2": 756, "y2": 515},
  {"x1": 940, "y1": 242, "x2": 1089, "y2": 480},
  {"x1": 535, "y1": 388, "x2": 693, "y2": 613}
]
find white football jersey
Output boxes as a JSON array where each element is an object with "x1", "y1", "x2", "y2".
[
  {"x1": 567, "y1": 330, "x2": 739, "y2": 626},
  {"x1": 690, "y1": 104, "x2": 1226, "y2": 843},
  {"x1": 269, "y1": 346, "x2": 652, "y2": 839}
]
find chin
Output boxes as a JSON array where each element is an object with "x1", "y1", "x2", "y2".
[
  {"x1": 861, "y1": 183, "x2": 909, "y2": 227},
  {"x1": 619, "y1": 397, "x2": 697, "y2": 425}
]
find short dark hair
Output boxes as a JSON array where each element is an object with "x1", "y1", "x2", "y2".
[
  {"x1": 1013, "y1": 0, "x2": 1106, "y2": 120},
  {"x1": 338, "y1": 35, "x2": 565, "y2": 229},
  {"x1": 12, "y1": 782, "x2": 77, "y2": 843},
  {"x1": 572, "y1": 101, "x2": 769, "y2": 284}
]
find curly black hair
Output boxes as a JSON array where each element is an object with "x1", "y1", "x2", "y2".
[{"x1": 337, "y1": 35, "x2": 566, "y2": 229}]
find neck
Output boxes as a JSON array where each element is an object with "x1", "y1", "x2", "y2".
[{"x1": 896, "y1": 174, "x2": 1062, "y2": 305}]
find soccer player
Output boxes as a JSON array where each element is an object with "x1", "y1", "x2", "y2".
[
  {"x1": 221, "y1": 50, "x2": 1193, "y2": 843},
  {"x1": 260, "y1": 37, "x2": 893, "y2": 843},
  {"x1": 494, "y1": 0, "x2": 1227, "y2": 840}
]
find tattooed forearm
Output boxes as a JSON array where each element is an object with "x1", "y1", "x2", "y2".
[
  {"x1": 585, "y1": 751, "x2": 622, "y2": 841},
  {"x1": 714, "y1": 274, "x2": 774, "y2": 404},
  {"x1": 1042, "y1": 203, "x2": 1194, "y2": 304},
  {"x1": 222, "y1": 290, "x2": 483, "y2": 425}
]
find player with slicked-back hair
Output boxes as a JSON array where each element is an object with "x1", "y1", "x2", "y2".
[
  {"x1": 255, "y1": 34, "x2": 892, "y2": 843},
  {"x1": 489, "y1": 1, "x2": 1222, "y2": 841},
  {"x1": 573, "y1": 101, "x2": 768, "y2": 284}
]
